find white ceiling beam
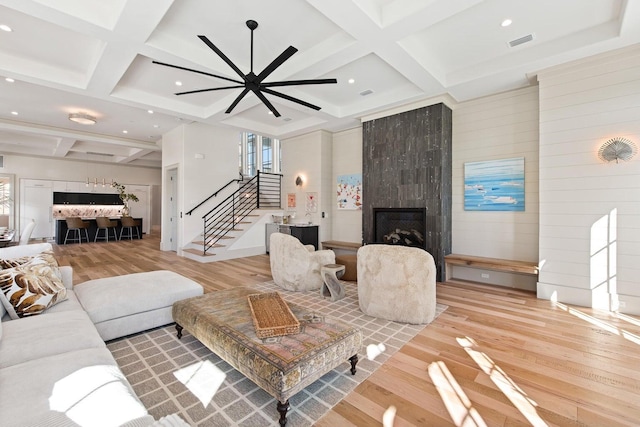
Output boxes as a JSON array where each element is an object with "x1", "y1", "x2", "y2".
[{"x1": 0, "y1": 119, "x2": 161, "y2": 152}]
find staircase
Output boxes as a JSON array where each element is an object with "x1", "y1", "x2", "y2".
[{"x1": 182, "y1": 171, "x2": 282, "y2": 262}]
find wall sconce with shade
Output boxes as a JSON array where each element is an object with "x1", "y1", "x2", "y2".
[
  {"x1": 598, "y1": 137, "x2": 637, "y2": 163},
  {"x1": 295, "y1": 176, "x2": 304, "y2": 187}
]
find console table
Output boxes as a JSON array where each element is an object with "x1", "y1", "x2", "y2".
[{"x1": 266, "y1": 223, "x2": 319, "y2": 253}]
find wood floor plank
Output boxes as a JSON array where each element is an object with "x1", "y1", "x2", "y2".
[{"x1": 46, "y1": 233, "x2": 640, "y2": 426}]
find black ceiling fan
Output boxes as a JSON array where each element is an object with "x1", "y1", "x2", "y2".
[{"x1": 152, "y1": 19, "x2": 337, "y2": 117}]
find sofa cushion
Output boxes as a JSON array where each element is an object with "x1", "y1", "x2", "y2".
[
  {"x1": 0, "y1": 347, "x2": 150, "y2": 427},
  {"x1": 0, "y1": 310, "x2": 105, "y2": 368},
  {"x1": 0, "y1": 251, "x2": 67, "y2": 319}
]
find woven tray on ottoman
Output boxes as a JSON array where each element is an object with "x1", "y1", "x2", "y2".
[{"x1": 248, "y1": 292, "x2": 300, "y2": 338}]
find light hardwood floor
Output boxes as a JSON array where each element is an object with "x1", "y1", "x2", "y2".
[{"x1": 52, "y1": 232, "x2": 640, "y2": 426}]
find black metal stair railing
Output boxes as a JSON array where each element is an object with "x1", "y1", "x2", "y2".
[{"x1": 196, "y1": 171, "x2": 282, "y2": 255}]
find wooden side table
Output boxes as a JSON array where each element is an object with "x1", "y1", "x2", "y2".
[{"x1": 321, "y1": 264, "x2": 346, "y2": 301}]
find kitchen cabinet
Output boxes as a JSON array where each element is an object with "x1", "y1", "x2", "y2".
[
  {"x1": 53, "y1": 192, "x2": 122, "y2": 205},
  {"x1": 126, "y1": 185, "x2": 150, "y2": 234}
]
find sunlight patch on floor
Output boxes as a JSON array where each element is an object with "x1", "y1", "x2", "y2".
[
  {"x1": 457, "y1": 337, "x2": 548, "y2": 427},
  {"x1": 428, "y1": 360, "x2": 487, "y2": 427},
  {"x1": 554, "y1": 302, "x2": 640, "y2": 346},
  {"x1": 173, "y1": 360, "x2": 226, "y2": 407}
]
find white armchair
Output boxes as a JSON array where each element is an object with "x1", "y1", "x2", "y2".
[
  {"x1": 357, "y1": 244, "x2": 437, "y2": 324},
  {"x1": 269, "y1": 232, "x2": 335, "y2": 291}
]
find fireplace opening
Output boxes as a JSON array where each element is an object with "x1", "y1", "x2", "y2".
[{"x1": 372, "y1": 208, "x2": 426, "y2": 249}]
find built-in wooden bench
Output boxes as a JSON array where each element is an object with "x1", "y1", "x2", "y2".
[
  {"x1": 444, "y1": 254, "x2": 538, "y2": 281},
  {"x1": 321, "y1": 240, "x2": 362, "y2": 252}
]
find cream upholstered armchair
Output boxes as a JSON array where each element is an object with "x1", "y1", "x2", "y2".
[
  {"x1": 357, "y1": 244, "x2": 437, "y2": 324},
  {"x1": 269, "y1": 232, "x2": 335, "y2": 291}
]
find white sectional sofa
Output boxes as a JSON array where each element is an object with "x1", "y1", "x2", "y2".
[{"x1": 0, "y1": 243, "x2": 201, "y2": 427}]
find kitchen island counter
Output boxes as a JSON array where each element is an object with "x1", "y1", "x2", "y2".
[{"x1": 55, "y1": 218, "x2": 143, "y2": 244}]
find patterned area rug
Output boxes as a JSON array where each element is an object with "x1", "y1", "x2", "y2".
[{"x1": 107, "y1": 281, "x2": 447, "y2": 426}]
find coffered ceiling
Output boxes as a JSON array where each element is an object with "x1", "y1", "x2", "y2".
[{"x1": 1, "y1": 0, "x2": 638, "y2": 168}]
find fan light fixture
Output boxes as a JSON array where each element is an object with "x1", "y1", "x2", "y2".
[
  {"x1": 152, "y1": 19, "x2": 337, "y2": 117},
  {"x1": 69, "y1": 113, "x2": 96, "y2": 125},
  {"x1": 598, "y1": 137, "x2": 637, "y2": 163}
]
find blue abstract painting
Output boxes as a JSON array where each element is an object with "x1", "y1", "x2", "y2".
[{"x1": 464, "y1": 157, "x2": 525, "y2": 211}]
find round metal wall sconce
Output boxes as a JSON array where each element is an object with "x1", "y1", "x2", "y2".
[{"x1": 598, "y1": 137, "x2": 637, "y2": 163}]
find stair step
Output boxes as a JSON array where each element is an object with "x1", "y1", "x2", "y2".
[
  {"x1": 191, "y1": 241, "x2": 225, "y2": 248},
  {"x1": 183, "y1": 248, "x2": 216, "y2": 257}
]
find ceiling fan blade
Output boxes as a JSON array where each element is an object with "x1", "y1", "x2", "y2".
[
  {"x1": 175, "y1": 85, "x2": 245, "y2": 95},
  {"x1": 262, "y1": 88, "x2": 321, "y2": 111},
  {"x1": 252, "y1": 89, "x2": 281, "y2": 117},
  {"x1": 225, "y1": 88, "x2": 251, "y2": 114},
  {"x1": 198, "y1": 35, "x2": 247, "y2": 81},
  {"x1": 152, "y1": 60, "x2": 243, "y2": 85},
  {"x1": 256, "y1": 46, "x2": 298, "y2": 83},
  {"x1": 262, "y1": 78, "x2": 337, "y2": 87}
]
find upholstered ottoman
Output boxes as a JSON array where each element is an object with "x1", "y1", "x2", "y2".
[
  {"x1": 335, "y1": 253, "x2": 357, "y2": 281},
  {"x1": 75, "y1": 270, "x2": 203, "y2": 341},
  {"x1": 173, "y1": 287, "x2": 362, "y2": 426}
]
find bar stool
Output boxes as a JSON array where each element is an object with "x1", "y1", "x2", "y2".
[
  {"x1": 94, "y1": 216, "x2": 118, "y2": 242},
  {"x1": 64, "y1": 217, "x2": 90, "y2": 244},
  {"x1": 119, "y1": 216, "x2": 140, "y2": 240}
]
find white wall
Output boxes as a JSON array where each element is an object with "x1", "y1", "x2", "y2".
[
  {"x1": 331, "y1": 127, "x2": 363, "y2": 244},
  {"x1": 537, "y1": 45, "x2": 640, "y2": 314},
  {"x1": 161, "y1": 122, "x2": 240, "y2": 251},
  {"x1": 451, "y1": 86, "x2": 540, "y2": 289},
  {"x1": 281, "y1": 130, "x2": 333, "y2": 242}
]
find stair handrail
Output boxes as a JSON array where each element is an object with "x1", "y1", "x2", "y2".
[
  {"x1": 185, "y1": 172, "x2": 244, "y2": 216},
  {"x1": 197, "y1": 171, "x2": 282, "y2": 255}
]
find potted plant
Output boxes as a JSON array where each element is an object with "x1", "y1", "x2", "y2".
[{"x1": 111, "y1": 182, "x2": 139, "y2": 216}]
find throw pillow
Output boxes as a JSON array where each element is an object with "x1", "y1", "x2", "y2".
[
  {"x1": 0, "y1": 251, "x2": 67, "y2": 319},
  {"x1": 0, "y1": 254, "x2": 34, "y2": 270}
]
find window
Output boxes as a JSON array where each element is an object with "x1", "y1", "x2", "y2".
[
  {"x1": 0, "y1": 177, "x2": 10, "y2": 215},
  {"x1": 239, "y1": 132, "x2": 280, "y2": 176}
]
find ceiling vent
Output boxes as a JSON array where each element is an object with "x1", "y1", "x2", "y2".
[
  {"x1": 86, "y1": 151, "x2": 114, "y2": 157},
  {"x1": 508, "y1": 34, "x2": 534, "y2": 48},
  {"x1": 360, "y1": 89, "x2": 374, "y2": 96}
]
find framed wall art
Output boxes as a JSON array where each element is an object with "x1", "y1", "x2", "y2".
[
  {"x1": 305, "y1": 192, "x2": 317, "y2": 212},
  {"x1": 464, "y1": 157, "x2": 525, "y2": 211},
  {"x1": 287, "y1": 193, "x2": 296, "y2": 208},
  {"x1": 337, "y1": 173, "x2": 362, "y2": 210}
]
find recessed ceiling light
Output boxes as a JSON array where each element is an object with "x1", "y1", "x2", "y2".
[
  {"x1": 268, "y1": 111, "x2": 273, "y2": 115},
  {"x1": 501, "y1": 19, "x2": 512, "y2": 27},
  {"x1": 175, "y1": 81, "x2": 182, "y2": 86},
  {"x1": 10, "y1": 111, "x2": 18, "y2": 115},
  {"x1": 69, "y1": 113, "x2": 96, "y2": 125},
  {"x1": 147, "y1": 109, "x2": 154, "y2": 114},
  {"x1": 0, "y1": 24, "x2": 12, "y2": 32},
  {"x1": 5, "y1": 77, "x2": 14, "y2": 83},
  {"x1": 348, "y1": 78, "x2": 355, "y2": 84},
  {"x1": 153, "y1": 124, "x2": 159, "y2": 128},
  {"x1": 122, "y1": 130, "x2": 128, "y2": 134}
]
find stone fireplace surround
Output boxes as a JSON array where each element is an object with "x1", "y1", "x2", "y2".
[{"x1": 362, "y1": 103, "x2": 452, "y2": 281}]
